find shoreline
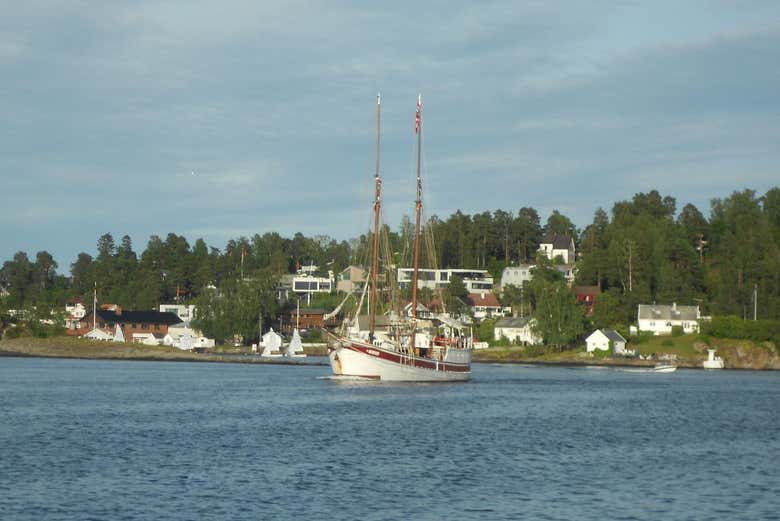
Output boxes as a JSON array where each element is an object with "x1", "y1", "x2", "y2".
[{"x1": 2, "y1": 337, "x2": 777, "y2": 370}]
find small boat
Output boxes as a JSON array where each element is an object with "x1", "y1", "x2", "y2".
[
  {"x1": 702, "y1": 348, "x2": 724, "y2": 369},
  {"x1": 260, "y1": 328, "x2": 283, "y2": 358},
  {"x1": 284, "y1": 300, "x2": 307, "y2": 358},
  {"x1": 284, "y1": 328, "x2": 307, "y2": 358},
  {"x1": 652, "y1": 363, "x2": 677, "y2": 373}
]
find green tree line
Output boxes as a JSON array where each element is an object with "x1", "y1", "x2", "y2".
[{"x1": 2, "y1": 187, "x2": 779, "y2": 342}]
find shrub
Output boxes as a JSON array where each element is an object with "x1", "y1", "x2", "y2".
[
  {"x1": 671, "y1": 326, "x2": 683, "y2": 337},
  {"x1": 523, "y1": 345, "x2": 546, "y2": 357},
  {"x1": 661, "y1": 339, "x2": 674, "y2": 347},
  {"x1": 702, "y1": 316, "x2": 780, "y2": 350}
]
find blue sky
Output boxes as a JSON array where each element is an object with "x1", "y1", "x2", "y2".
[{"x1": 2, "y1": 1, "x2": 779, "y2": 268}]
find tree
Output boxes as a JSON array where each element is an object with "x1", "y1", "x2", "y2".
[
  {"x1": 70, "y1": 253, "x2": 94, "y2": 297},
  {"x1": 544, "y1": 210, "x2": 577, "y2": 238},
  {"x1": 443, "y1": 275, "x2": 468, "y2": 311},
  {"x1": 192, "y1": 270, "x2": 279, "y2": 344},
  {"x1": 531, "y1": 278, "x2": 585, "y2": 350}
]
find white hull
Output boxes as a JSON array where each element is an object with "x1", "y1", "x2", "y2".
[{"x1": 328, "y1": 339, "x2": 470, "y2": 382}]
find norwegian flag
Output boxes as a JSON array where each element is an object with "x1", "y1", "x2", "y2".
[{"x1": 414, "y1": 94, "x2": 421, "y2": 134}]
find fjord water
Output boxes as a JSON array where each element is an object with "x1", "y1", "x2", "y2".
[{"x1": 1, "y1": 358, "x2": 778, "y2": 520}]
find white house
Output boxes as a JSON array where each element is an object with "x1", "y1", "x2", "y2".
[
  {"x1": 499, "y1": 265, "x2": 534, "y2": 294},
  {"x1": 465, "y1": 292, "x2": 506, "y2": 320},
  {"x1": 500, "y1": 263, "x2": 576, "y2": 292},
  {"x1": 538, "y1": 234, "x2": 576, "y2": 264},
  {"x1": 586, "y1": 329, "x2": 631, "y2": 355},
  {"x1": 158, "y1": 304, "x2": 196, "y2": 323},
  {"x1": 638, "y1": 303, "x2": 701, "y2": 335},
  {"x1": 493, "y1": 316, "x2": 542, "y2": 345},
  {"x1": 163, "y1": 322, "x2": 215, "y2": 349}
]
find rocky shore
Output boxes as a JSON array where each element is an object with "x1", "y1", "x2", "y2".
[{"x1": 472, "y1": 339, "x2": 780, "y2": 370}]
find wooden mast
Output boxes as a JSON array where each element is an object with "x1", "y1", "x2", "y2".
[
  {"x1": 410, "y1": 94, "x2": 423, "y2": 354},
  {"x1": 369, "y1": 93, "x2": 382, "y2": 341}
]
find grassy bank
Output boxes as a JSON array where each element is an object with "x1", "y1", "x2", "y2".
[
  {"x1": 474, "y1": 334, "x2": 780, "y2": 370},
  {"x1": 0, "y1": 336, "x2": 327, "y2": 364}
]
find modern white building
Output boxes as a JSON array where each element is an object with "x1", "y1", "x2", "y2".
[
  {"x1": 277, "y1": 272, "x2": 334, "y2": 301},
  {"x1": 493, "y1": 316, "x2": 542, "y2": 345},
  {"x1": 638, "y1": 303, "x2": 701, "y2": 335},
  {"x1": 397, "y1": 268, "x2": 493, "y2": 292}
]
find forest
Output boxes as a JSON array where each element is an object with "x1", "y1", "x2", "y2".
[{"x1": 1, "y1": 187, "x2": 779, "y2": 343}]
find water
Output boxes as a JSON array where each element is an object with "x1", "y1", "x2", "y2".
[{"x1": 1, "y1": 358, "x2": 778, "y2": 520}]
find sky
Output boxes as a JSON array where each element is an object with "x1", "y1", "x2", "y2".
[{"x1": 1, "y1": 1, "x2": 779, "y2": 268}]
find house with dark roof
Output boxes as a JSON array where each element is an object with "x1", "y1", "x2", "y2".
[
  {"x1": 586, "y1": 329, "x2": 631, "y2": 355},
  {"x1": 494, "y1": 316, "x2": 542, "y2": 345},
  {"x1": 538, "y1": 234, "x2": 576, "y2": 264},
  {"x1": 79, "y1": 307, "x2": 183, "y2": 342}
]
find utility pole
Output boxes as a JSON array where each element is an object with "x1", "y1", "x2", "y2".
[
  {"x1": 624, "y1": 240, "x2": 634, "y2": 293},
  {"x1": 92, "y1": 282, "x2": 97, "y2": 331},
  {"x1": 754, "y1": 284, "x2": 758, "y2": 321}
]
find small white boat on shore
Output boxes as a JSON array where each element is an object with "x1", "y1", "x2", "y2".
[
  {"x1": 260, "y1": 328, "x2": 283, "y2": 358},
  {"x1": 703, "y1": 349, "x2": 724, "y2": 369},
  {"x1": 284, "y1": 328, "x2": 307, "y2": 358}
]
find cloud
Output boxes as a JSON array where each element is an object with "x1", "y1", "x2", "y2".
[{"x1": 1, "y1": 2, "x2": 779, "y2": 265}]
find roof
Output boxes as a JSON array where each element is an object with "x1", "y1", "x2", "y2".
[
  {"x1": 495, "y1": 316, "x2": 533, "y2": 329},
  {"x1": 574, "y1": 285, "x2": 601, "y2": 296},
  {"x1": 465, "y1": 292, "x2": 501, "y2": 308},
  {"x1": 601, "y1": 329, "x2": 627, "y2": 343},
  {"x1": 638, "y1": 304, "x2": 699, "y2": 321},
  {"x1": 92, "y1": 309, "x2": 183, "y2": 325},
  {"x1": 541, "y1": 234, "x2": 573, "y2": 250}
]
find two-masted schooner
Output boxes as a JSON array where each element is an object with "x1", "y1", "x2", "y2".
[{"x1": 326, "y1": 94, "x2": 472, "y2": 382}]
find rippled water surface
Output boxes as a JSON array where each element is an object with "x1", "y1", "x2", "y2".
[{"x1": 1, "y1": 358, "x2": 779, "y2": 520}]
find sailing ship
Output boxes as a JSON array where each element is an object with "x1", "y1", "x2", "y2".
[{"x1": 326, "y1": 94, "x2": 472, "y2": 382}]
